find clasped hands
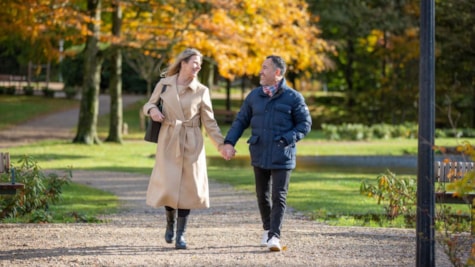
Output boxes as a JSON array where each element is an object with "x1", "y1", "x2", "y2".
[
  {"x1": 220, "y1": 144, "x2": 236, "y2": 161},
  {"x1": 150, "y1": 106, "x2": 236, "y2": 160}
]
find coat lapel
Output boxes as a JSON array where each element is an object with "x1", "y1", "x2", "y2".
[{"x1": 161, "y1": 75, "x2": 185, "y2": 121}]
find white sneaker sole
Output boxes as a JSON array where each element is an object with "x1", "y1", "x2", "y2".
[{"x1": 268, "y1": 245, "x2": 281, "y2": 252}]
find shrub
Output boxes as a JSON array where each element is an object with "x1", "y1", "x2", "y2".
[
  {"x1": 5, "y1": 86, "x2": 16, "y2": 95},
  {"x1": 360, "y1": 170, "x2": 417, "y2": 220},
  {"x1": 23, "y1": 86, "x2": 34, "y2": 96},
  {"x1": 362, "y1": 149, "x2": 475, "y2": 266},
  {"x1": 372, "y1": 123, "x2": 392, "y2": 139},
  {"x1": 321, "y1": 123, "x2": 419, "y2": 141},
  {"x1": 434, "y1": 128, "x2": 475, "y2": 138},
  {"x1": 63, "y1": 86, "x2": 77, "y2": 99},
  {"x1": 0, "y1": 155, "x2": 71, "y2": 222},
  {"x1": 320, "y1": 124, "x2": 339, "y2": 140},
  {"x1": 42, "y1": 87, "x2": 55, "y2": 98}
]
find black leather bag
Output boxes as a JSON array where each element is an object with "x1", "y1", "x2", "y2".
[{"x1": 144, "y1": 85, "x2": 167, "y2": 143}]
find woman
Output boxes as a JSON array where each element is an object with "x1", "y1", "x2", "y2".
[{"x1": 143, "y1": 48, "x2": 232, "y2": 249}]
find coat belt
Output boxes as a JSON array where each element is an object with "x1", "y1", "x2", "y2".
[{"x1": 163, "y1": 117, "x2": 201, "y2": 158}]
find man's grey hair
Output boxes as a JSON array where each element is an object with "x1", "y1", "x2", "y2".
[{"x1": 266, "y1": 55, "x2": 286, "y2": 76}]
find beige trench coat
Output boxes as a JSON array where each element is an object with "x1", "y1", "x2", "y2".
[{"x1": 143, "y1": 75, "x2": 224, "y2": 209}]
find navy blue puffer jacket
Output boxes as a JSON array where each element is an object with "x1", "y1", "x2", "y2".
[{"x1": 224, "y1": 79, "x2": 312, "y2": 170}]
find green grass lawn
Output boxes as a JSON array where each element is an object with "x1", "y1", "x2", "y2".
[
  {"x1": 0, "y1": 95, "x2": 78, "y2": 130},
  {"x1": 48, "y1": 182, "x2": 119, "y2": 223},
  {"x1": 1, "y1": 181, "x2": 119, "y2": 223},
  {"x1": 1, "y1": 95, "x2": 473, "y2": 227}
]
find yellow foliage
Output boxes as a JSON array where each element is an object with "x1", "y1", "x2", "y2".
[
  {"x1": 180, "y1": 0, "x2": 332, "y2": 79},
  {"x1": 1, "y1": 0, "x2": 332, "y2": 80},
  {"x1": 379, "y1": 175, "x2": 388, "y2": 188}
]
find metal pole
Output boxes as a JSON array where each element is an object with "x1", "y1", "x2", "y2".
[{"x1": 416, "y1": 0, "x2": 435, "y2": 266}]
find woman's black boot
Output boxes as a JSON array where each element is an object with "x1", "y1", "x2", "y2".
[
  {"x1": 175, "y1": 216, "x2": 188, "y2": 249},
  {"x1": 165, "y1": 209, "x2": 176, "y2": 244}
]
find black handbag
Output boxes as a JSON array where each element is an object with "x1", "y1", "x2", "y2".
[{"x1": 144, "y1": 85, "x2": 167, "y2": 143}]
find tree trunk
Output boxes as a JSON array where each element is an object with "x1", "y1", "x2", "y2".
[
  {"x1": 105, "y1": 1, "x2": 123, "y2": 143},
  {"x1": 199, "y1": 60, "x2": 214, "y2": 89},
  {"x1": 73, "y1": 0, "x2": 103, "y2": 145},
  {"x1": 224, "y1": 79, "x2": 232, "y2": 123},
  {"x1": 146, "y1": 78, "x2": 152, "y2": 98},
  {"x1": 344, "y1": 39, "x2": 355, "y2": 109},
  {"x1": 240, "y1": 75, "x2": 246, "y2": 105}
]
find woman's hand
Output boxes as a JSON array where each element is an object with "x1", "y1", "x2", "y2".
[
  {"x1": 149, "y1": 107, "x2": 165, "y2": 122},
  {"x1": 220, "y1": 144, "x2": 236, "y2": 161}
]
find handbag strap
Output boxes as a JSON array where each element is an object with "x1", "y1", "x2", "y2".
[{"x1": 156, "y1": 85, "x2": 167, "y2": 105}]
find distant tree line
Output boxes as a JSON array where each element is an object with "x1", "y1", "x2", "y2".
[{"x1": 308, "y1": 0, "x2": 475, "y2": 128}]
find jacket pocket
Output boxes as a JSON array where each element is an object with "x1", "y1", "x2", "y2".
[
  {"x1": 274, "y1": 103, "x2": 291, "y2": 114},
  {"x1": 247, "y1": 135, "x2": 259, "y2": 145},
  {"x1": 272, "y1": 140, "x2": 294, "y2": 165},
  {"x1": 247, "y1": 135, "x2": 261, "y2": 162}
]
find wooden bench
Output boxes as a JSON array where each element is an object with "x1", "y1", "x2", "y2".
[
  {"x1": 0, "y1": 152, "x2": 24, "y2": 195},
  {"x1": 435, "y1": 161, "x2": 474, "y2": 234},
  {"x1": 435, "y1": 161, "x2": 475, "y2": 204}
]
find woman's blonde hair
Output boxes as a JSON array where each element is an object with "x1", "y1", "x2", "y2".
[{"x1": 161, "y1": 48, "x2": 203, "y2": 77}]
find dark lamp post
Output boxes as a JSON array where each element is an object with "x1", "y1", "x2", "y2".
[{"x1": 416, "y1": 0, "x2": 435, "y2": 266}]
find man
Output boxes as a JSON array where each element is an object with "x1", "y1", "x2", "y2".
[{"x1": 222, "y1": 55, "x2": 312, "y2": 251}]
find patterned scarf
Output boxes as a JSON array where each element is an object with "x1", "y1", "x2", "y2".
[{"x1": 262, "y1": 84, "x2": 278, "y2": 97}]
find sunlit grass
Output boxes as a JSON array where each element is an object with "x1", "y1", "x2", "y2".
[
  {"x1": 207, "y1": 164, "x2": 385, "y2": 217},
  {"x1": 2, "y1": 182, "x2": 119, "y2": 223},
  {"x1": 7, "y1": 140, "x2": 156, "y2": 173},
  {"x1": 0, "y1": 95, "x2": 79, "y2": 130},
  {"x1": 48, "y1": 183, "x2": 119, "y2": 222}
]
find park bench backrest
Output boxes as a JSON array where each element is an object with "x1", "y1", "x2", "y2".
[{"x1": 435, "y1": 161, "x2": 474, "y2": 183}]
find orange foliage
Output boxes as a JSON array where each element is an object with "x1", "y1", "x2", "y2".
[
  {"x1": 181, "y1": 0, "x2": 333, "y2": 79},
  {"x1": 1, "y1": 0, "x2": 333, "y2": 79},
  {"x1": 0, "y1": 0, "x2": 90, "y2": 62}
]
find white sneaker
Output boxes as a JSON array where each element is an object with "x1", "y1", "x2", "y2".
[
  {"x1": 260, "y1": 230, "x2": 269, "y2": 246},
  {"x1": 267, "y1": 236, "x2": 282, "y2": 252}
]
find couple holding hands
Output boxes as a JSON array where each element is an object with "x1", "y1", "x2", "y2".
[{"x1": 143, "y1": 49, "x2": 312, "y2": 251}]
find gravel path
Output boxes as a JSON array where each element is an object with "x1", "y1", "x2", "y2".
[{"x1": 0, "y1": 95, "x2": 456, "y2": 266}]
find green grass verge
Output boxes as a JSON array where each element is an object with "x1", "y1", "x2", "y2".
[
  {"x1": 207, "y1": 164, "x2": 385, "y2": 215},
  {"x1": 2, "y1": 183, "x2": 118, "y2": 223},
  {"x1": 48, "y1": 183, "x2": 119, "y2": 223},
  {"x1": 0, "y1": 95, "x2": 79, "y2": 130}
]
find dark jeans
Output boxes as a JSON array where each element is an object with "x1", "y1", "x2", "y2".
[{"x1": 253, "y1": 166, "x2": 291, "y2": 240}]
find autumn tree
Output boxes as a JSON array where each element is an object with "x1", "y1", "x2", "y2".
[
  {"x1": 435, "y1": 0, "x2": 475, "y2": 128},
  {"x1": 308, "y1": 0, "x2": 420, "y2": 125},
  {"x1": 0, "y1": 0, "x2": 105, "y2": 144},
  {"x1": 1, "y1": 0, "x2": 332, "y2": 142},
  {"x1": 182, "y1": 0, "x2": 331, "y2": 82},
  {"x1": 0, "y1": 1, "x2": 85, "y2": 78},
  {"x1": 177, "y1": 0, "x2": 332, "y2": 111},
  {"x1": 73, "y1": 0, "x2": 103, "y2": 144}
]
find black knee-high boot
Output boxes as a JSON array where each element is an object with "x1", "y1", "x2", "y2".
[
  {"x1": 165, "y1": 209, "x2": 176, "y2": 244},
  {"x1": 175, "y1": 216, "x2": 188, "y2": 249}
]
